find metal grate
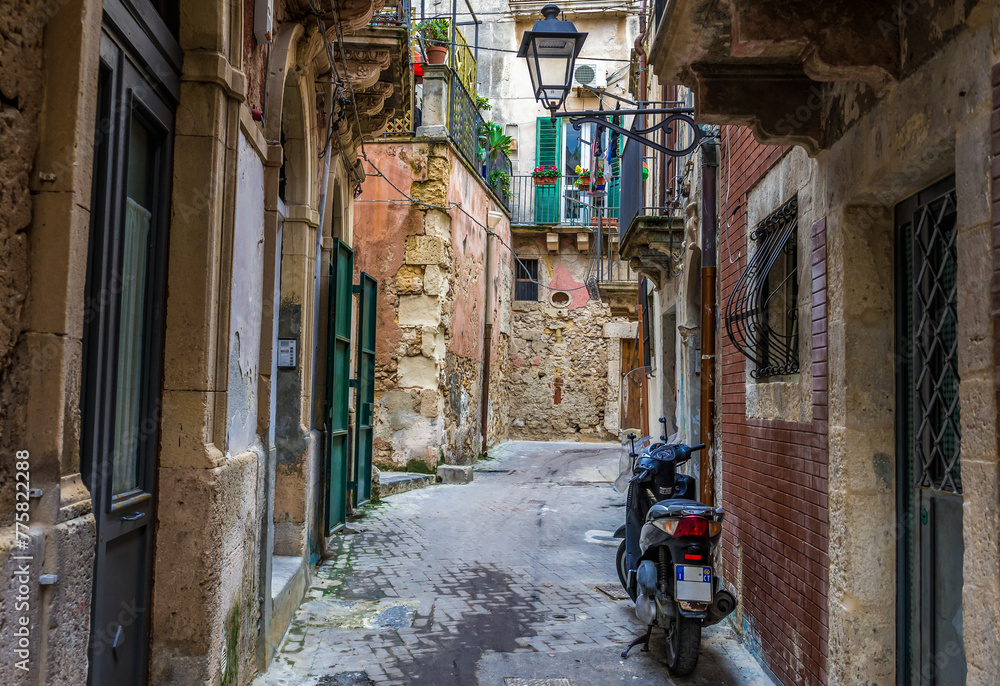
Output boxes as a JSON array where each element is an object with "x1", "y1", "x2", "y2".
[
  {"x1": 504, "y1": 680, "x2": 573, "y2": 686},
  {"x1": 595, "y1": 584, "x2": 630, "y2": 600},
  {"x1": 724, "y1": 196, "x2": 800, "y2": 379},
  {"x1": 910, "y1": 189, "x2": 961, "y2": 494}
]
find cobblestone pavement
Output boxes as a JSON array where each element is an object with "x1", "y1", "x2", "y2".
[{"x1": 256, "y1": 441, "x2": 774, "y2": 686}]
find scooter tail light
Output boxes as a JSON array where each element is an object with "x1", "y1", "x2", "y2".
[
  {"x1": 673, "y1": 516, "x2": 709, "y2": 538},
  {"x1": 651, "y1": 518, "x2": 680, "y2": 535}
]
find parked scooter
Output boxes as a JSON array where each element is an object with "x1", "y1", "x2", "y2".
[{"x1": 613, "y1": 421, "x2": 737, "y2": 676}]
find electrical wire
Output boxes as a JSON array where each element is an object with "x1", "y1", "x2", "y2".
[
  {"x1": 412, "y1": 38, "x2": 634, "y2": 63},
  {"x1": 309, "y1": 0, "x2": 367, "y2": 188},
  {"x1": 361, "y1": 158, "x2": 595, "y2": 292}
]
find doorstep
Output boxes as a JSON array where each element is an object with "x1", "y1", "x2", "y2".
[{"x1": 378, "y1": 472, "x2": 435, "y2": 497}]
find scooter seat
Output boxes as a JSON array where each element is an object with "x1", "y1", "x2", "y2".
[{"x1": 647, "y1": 499, "x2": 719, "y2": 521}]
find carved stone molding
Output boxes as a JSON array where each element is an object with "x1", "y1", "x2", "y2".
[{"x1": 620, "y1": 215, "x2": 686, "y2": 290}]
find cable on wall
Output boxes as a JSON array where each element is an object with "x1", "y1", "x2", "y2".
[{"x1": 360, "y1": 158, "x2": 594, "y2": 292}]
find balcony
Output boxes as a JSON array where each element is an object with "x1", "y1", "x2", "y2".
[
  {"x1": 380, "y1": 7, "x2": 512, "y2": 212},
  {"x1": 618, "y1": 125, "x2": 689, "y2": 289},
  {"x1": 645, "y1": 0, "x2": 911, "y2": 153}
]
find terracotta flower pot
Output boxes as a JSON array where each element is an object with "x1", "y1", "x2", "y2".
[
  {"x1": 426, "y1": 45, "x2": 448, "y2": 65},
  {"x1": 577, "y1": 180, "x2": 591, "y2": 192},
  {"x1": 533, "y1": 176, "x2": 557, "y2": 186}
]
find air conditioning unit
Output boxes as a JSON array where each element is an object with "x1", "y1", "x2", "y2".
[{"x1": 572, "y1": 62, "x2": 607, "y2": 91}]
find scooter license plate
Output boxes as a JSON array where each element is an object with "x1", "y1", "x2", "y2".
[{"x1": 675, "y1": 565, "x2": 713, "y2": 602}]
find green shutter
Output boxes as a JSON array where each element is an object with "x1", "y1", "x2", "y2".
[{"x1": 534, "y1": 117, "x2": 561, "y2": 224}]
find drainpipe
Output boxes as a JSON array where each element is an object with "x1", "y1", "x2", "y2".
[
  {"x1": 479, "y1": 224, "x2": 496, "y2": 456},
  {"x1": 699, "y1": 133, "x2": 718, "y2": 507}
]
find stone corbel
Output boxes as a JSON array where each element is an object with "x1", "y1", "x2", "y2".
[
  {"x1": 335, "y1": 0, "x2": 378, "y2": 33},
  {"x1": 627, "y1": 256, "x2": 670, "y2": 290},
  {"x1": 729, "y1": 0, "x2": 899, "y2": 94},
  {"x1": 334, "y1": 47, "x2": 392, "y2": 90},
  {"x1": 692, "y1": 64, "x2": 825, "y2": 156},
  {"x1": 355, "y1": 82, "x2": 394, "y2": 115},
  {"x1": 358, "y1": 110, "x2": 394, "y2": 138}
]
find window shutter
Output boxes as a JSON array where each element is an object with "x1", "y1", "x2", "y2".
[{"x1": 534, "y1": 117, "x2": 560, "y2": 224}]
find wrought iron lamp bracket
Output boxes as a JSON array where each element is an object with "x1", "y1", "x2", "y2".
[{"x1": 553, "y1": 107, "x2": 704, "y2": 157}]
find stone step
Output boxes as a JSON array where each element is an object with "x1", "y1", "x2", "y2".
[{"x1": 377, "y1": 472, "x2": 435, "y2": 498}]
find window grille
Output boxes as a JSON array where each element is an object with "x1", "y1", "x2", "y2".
[
  {"x1": 515, "y1": 258, "x2": 539, "y2": 301},
  {"x1": 724, "y1": 196, "x2": 799, "y2": 379},
  {"x1": 907, "y1": 187, "x2": 961, "y2": 493}
]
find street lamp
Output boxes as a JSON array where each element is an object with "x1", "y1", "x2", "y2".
[
  {"x1": 517, "y1": 4, "x2": 703, "y2": 158},
  {"x1": 516, "y1": 4, "x2": 587, "y2": 115}
]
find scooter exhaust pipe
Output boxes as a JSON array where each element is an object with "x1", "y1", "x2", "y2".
[{"x1": 704, "y1": 589, "x2": 737, "y2": 626}]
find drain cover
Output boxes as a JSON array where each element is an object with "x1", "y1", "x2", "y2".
[
  {"x1": 596, "y1": 584, "x2": 630, "y2": 600},
  {"x1": 504, "y1": 680, "x2": 572, "y2": 686}
]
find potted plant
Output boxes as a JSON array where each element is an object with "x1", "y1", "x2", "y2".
[
  {"x1": 531, "y1": 166, "x2": 559, "y2": 186},
  {"x1": 416, "y1": 18, "x2": 450, "y2": 64},
  {"x1": 489, "y1": 169, "x2": 512, "y2": 201},
  {"x1": 480, "y1": 122, "x2": 513, "y2": 160},
  {"x1": 574, "y1": 165, "x2": 592, "y2": 191}
]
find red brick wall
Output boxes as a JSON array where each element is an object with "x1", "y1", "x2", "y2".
[{"x1": 718, "y1": 126, "x2": 829, "y2": 685}]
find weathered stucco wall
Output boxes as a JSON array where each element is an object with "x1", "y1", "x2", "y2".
[
  {"x1": 354, "y1": 140, "x2": 511, "y2": 470},
  {"x1": 508, "y1": 232, "x2": 626, "y2": 441}
]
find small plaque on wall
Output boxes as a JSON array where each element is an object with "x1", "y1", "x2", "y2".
[{"x1": 277, "y1": 339, "x2": 297, "y2": 369}]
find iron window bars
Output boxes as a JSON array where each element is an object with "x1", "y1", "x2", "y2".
[
  {"x1": 724, "y1": 196, "x2": 800, "y2": 379},
  {"x1": 515, "y1": 258, "x2": 539, "y2": 301},
  {"x1": 908, "y1": 187, "x2": 962, "y2": 494}
]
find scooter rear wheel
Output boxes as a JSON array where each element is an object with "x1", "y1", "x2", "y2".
[
  {"x1": 615, "y1": 539, "x2": 636, "y2": 601},
  {"x1": 664, "y1": 615, "x2": 701, "y2": 676}
]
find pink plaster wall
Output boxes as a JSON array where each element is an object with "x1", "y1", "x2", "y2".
[
  {"x1": 352, "y1": 141, "x2": 511, "y2": 365},
  {"x1": 352, "y1": 144, "x2": 425, "y2": 365}
]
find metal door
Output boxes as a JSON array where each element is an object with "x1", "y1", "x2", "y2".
[
  {"x1": 895, "y1": 176, "x2": 966, "y2": 685},
  {"x1": 352, "y1": 273, "x2": 378, "y2": 506},
  {"x1": 325, "y1": 241, "x2": 354, "y2": 533},
  {"x1": 82, "y1": 27, "x2": 175, "y2": 685}
]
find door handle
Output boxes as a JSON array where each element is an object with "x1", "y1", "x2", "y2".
[{"x1": 119, "y1": 511, "x2": 144, "y2": 521}]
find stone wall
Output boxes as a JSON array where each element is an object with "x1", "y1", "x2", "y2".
[
  {"x1": 354, "y1": 140, "x2": 512, "y2": 470},
  {"x1": 508, "y1": 232, "x2": 627, "y2": 441}
]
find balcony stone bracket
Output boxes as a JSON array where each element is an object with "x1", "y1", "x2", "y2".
[
  {"x1": 651, "y1": 0, "x2": 903, "y2": 154},
  {"x1": 620, "y1": 215, "x2": 686, "y2": 289},
  {"x1": 692, "y1": 64, "x2": 826, "y2": 155},
  {"x1": 597, "y1": 280, "x2": 639, "y2": 318}
]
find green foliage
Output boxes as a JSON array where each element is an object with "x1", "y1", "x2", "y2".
[
  {"x1": 489, "y1": 169, "x2": 512, "y2": 200},
  {"x1": 476, "y1": 95, "x2": 492, "y2": 111},
  {"x1": 479, "y1": 121, "x2": 512, "y2": 160},
  {"x1": 415, "y1": 17, "x2": 450, "y2": 45}
]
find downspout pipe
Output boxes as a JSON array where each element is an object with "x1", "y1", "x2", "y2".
[{"x1": 699, "y1": 132, "x2": 718, "y2": 507}]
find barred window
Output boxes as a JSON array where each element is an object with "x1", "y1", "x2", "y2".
[
  {"x1": 724, "y1": 197, "x2": 799, "y2": 379},
  {"x1": 515, "y1": 258, "x2": 539, "y2": 301}
]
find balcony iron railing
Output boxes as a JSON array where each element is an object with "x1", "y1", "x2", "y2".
[{"x1": 510, "y1": 173, "x2": 621, "y2": 227}]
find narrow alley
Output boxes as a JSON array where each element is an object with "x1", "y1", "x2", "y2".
[
  {"x1": 256, "y1": 442, "x2": 770, "y2": 686},
  {"x1": 5, "y1": 0, "x2": 1000, "y2": 682}
]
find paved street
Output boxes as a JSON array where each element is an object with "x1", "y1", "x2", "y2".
[{"x1": 256, "y1": 441, "x2": 773, "y2": 686}]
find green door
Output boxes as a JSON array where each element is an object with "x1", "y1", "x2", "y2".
[
  {"x1": 352, "y1": 273, "x2": 377, "y2": 507},
  {"x1": 325, "y1": 240, "x2": 354, "y2": 533},
  {"x1": 534, "y1": 117, "x2": 561, "y2": 224}
]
